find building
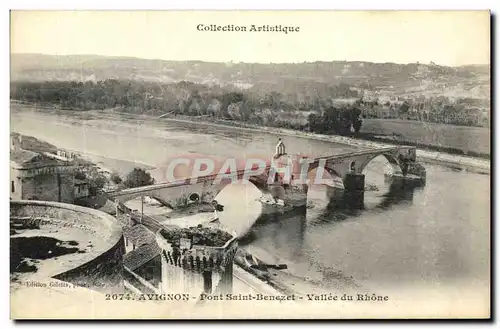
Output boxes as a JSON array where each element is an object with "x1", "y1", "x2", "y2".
[
  {"x1": 156, "y1": 226, "x2": 238, "y2": 296},
  {"x1": 120, "y1": 221, "x2": 238, "y2": 296},
  {"x1": 123, "y1": 223, "x2": 156, "y2": 253},
  {"x1": 74, "y1": 179, "x2": 90, "y2": 199},
  {"x1": 123, "y1": 240, "x2": 162, "y2": 294},
  {"x1": 120, "y1": 222, "x2": 163, "y2": 294},
  {"x1": 10, "y1": 135, "x2": 76, "y2": 203}
]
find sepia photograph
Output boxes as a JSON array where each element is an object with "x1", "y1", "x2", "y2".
[{"x1": 8, "y1": 10, "x2": 491, "y2": 319}]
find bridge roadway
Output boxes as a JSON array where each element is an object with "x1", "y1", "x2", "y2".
[{"x1": 109, "y1": 145, "x2": 416, "y2": 199}]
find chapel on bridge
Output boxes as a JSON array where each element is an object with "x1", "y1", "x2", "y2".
[{"x1": 274, "y1": 138, "x2": 286, "y2": 159}]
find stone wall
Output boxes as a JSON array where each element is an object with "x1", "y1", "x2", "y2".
[
  {"x1": 53, "y1": 237, "x2": 125, "y2": 294},
  {"x1": 10, "y1": 201, "x2": 125, "y2": 293},
  {"x1": 158, "y1": 233, "x2": 238, "y2": 295},
  {"x1": 10, "y1": 168, "x2": 22, "y2": 200},
  {"x1": 19, "y1": 172, "x2": 74, "y2": 203}
]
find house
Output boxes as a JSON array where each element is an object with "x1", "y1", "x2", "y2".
[
  {"x1": 123, "y1": 223, "x2": 157, "y2": 253},
  {"x1": 122, "y1": 223, "x2": 162, "y2": 294},
  {"x1": 10, "y1": 135, "x2": 76, "y2": 203},
  {"x1": 121, "y1": 222, "x2": 238, "y2": 297},
  {"x1": 123, "y1": 241, "x2": 162, "y2": 294},
  {"x1": 74, "y1": 179, "x2": 90, "y2": 199}
]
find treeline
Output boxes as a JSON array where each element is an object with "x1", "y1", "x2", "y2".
[
  {"x1": 361, "y1": 96, "x2": 489, "y2": 128},
  {"x1": 11, "y1": 79, "x2": 364, "y2": 135}
]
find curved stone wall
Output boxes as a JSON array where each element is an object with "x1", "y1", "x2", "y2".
[{"x1": 10, "y1": 200, "x2": 125, "y2": 293}]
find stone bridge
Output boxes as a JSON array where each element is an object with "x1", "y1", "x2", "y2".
[{"x1": 107, "y1": 145, "x2": 424, "y2": 210}]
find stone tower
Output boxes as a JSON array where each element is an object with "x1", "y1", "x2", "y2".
[{"x1": 155, "y1": 226, "x2": 238, "y2": 296}]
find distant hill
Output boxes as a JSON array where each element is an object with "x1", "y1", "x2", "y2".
[{"x1": 10, "y1": 53, "x2": 490, "y2": 100}]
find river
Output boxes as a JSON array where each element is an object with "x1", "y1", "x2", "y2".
[{"x1": 11, "y1": 106, "x2": 490, "y2": 296}]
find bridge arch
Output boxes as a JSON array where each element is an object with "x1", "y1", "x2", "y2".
[
  {"x1": 306, "y1": 162, "x2": 344, "y2": 187},
  {"x1": 359, "y1": 152, "x2": 405, "y2": 176},
  {"x1": 304, "y1": 147, "x2": 415, "y2": 190},
  {"x1": 208, "y1": 173, "x2": 270, "y2": 202},
  {"x1": 108, "y1": 171, "x2": 273, "y2": 210}
]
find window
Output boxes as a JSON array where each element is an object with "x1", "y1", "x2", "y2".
[{"x1": 11, "y1": 181, "x2": 14, "y2": 193}]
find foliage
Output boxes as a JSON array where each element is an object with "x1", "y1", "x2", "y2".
[
  {"x1": 306, "y1": 106, "x2": 362, "y2": 135},
  {"x1": 123, "y1": 168, "x2": 155, "y2": 188},
  {"x1": 84, "y1": 168, "x2": 107, "y2": 196},
  {"x1": 159, "y1": 225, "x2": 233, "y2": 248},
  {"x1": 74, "y1": 170, "x2": 87, "y2": 181},
  {"x1": 110, "y1": 172, "x2": 122, "y2": 184},
  {"x1": 10, "y1": 78, "x2": 487, "y2": 131}
]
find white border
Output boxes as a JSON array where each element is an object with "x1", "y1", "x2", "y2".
[{"x1": 4, "y1": 0, "x2": 499, "y2": 10}]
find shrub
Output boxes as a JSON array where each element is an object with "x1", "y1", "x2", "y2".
[
  {"x1": 110, "y1": 172, "x2": 122, "y2": 184},
  {"x1": 123, "y1": 168, "x2": 155, "y2": 188},
  {"x1": 74, "y1": 170, "x2": 86, "y2": 180}
]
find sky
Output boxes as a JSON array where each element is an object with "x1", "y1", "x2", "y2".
[{"x1": 10, "y1": 10, "x2": 490, "y2": 66}]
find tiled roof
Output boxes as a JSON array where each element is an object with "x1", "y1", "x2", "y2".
[
  {"x1": 123, "y1": 224, "x2": 156, "y2": 247},
  {"x1": 10, "y1": 149, "x2": 70, "y2": 169},
  {"x1": 123, "y1": 242, "x2": 161, "y2": 272},
  {"x1": 10, "y1": 149, "x2": 40, "y2": 166}
]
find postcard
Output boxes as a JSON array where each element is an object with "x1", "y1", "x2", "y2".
[{"x1": 9, "y1": 10, "x2": 490, "y2": 319}]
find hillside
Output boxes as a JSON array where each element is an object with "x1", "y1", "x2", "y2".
[{"x1": 11, "y1": 53, "x2": 490, "y2": 101}]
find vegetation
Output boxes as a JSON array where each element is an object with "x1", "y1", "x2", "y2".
[
  {"x1": 11, "y1": 79, "x2": 364, "y2": 135},
  {"x1": 11, "y1": 54, "x2": 489, "y2": 97},
  {"x1": 74, "y1": 170, "x2": 87, "y2": 181},
  {"x1": 11, "y1": 54, "x2": 489, "y2": 131},
  {"x1": 110, "y1": 172, "x2": 122, "y2": 184},
  {"x1": 74, "y1": 168, "x2": 107, "y2": 196},
  {"x1": 361, "y1": 118, "x2": 490, "y2": 158},
  {"x1": 159, "y1": 225, "x2": 233, "y2": 248},
  {"x1": 123, "y1": 168, "x2": 155, "y2": 188}
]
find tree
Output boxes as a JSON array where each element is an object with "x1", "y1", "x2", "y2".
[
  {"x1": 124, "y1": 168, "x2": 155, "y2": 188},
  {"x1": 110, "y1": 172, "x2": 122, "y2": 184},
  {"x1": 74, "y1": 170, "x2": 86, "y2": 181},
  {"x1": 399, "y1": 101, "x2": 411, "y2": 114},
  {"x1": 85, "y1": 169, "x2": 107, "y2": 196},
  {"x1": 353, "y1": 117, "x2": 362, "y2": 133},
  {"x1": 350, "y1": 107, "x2": 362, "y2": 132}
]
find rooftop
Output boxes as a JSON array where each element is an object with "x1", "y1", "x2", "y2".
[
  {"x1": 10, "y1": 148, "x2": 39, "y2": 165},
  {"x1": 11, "y1": 132, "x2": 58, "y2": 153},
  {"x1": 123, "y1": 224, "x2": 156, "y2": 247},
  {"x1": 123, "y1": 242, "x2": 161, "y2": 272},
  {"x1": 10, "y1": 149, "x2": 69, "y2": 169},
  {"x1": 10, "y1": 133, "x2": 78, "y2": 170}
]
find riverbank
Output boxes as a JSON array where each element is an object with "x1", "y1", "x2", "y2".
[
  {"x1": 361, "y1": 118, "x2": 490, "y2": 158},
  {"x1": 11, "y1": 102, "x2": 490, "y2": 174},
  {"x1": 156, "y1": 114, "x2": 490, "y2": 174}
]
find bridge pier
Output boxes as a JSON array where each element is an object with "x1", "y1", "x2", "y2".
[{"x1": 343, "y1": 173, "x2": 365, "y2": 210}]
